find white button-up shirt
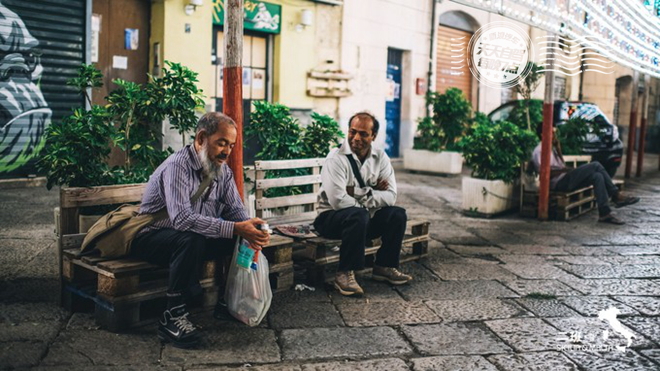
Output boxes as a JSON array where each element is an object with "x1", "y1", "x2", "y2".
[{"x1": 317, "y1": 141, "x2": 397, "y2": 215}]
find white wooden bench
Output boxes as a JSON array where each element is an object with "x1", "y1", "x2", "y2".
[{"x1": 253, "y1": 158, "x2": 431, "y2": 284}]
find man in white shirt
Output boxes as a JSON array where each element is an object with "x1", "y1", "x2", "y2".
[
  {"x1": 314, "y1": 112, "x2": 412, "y2": 296},
  {"x1": 532, "y1": 134, "x2": 639, "y2": 224}
]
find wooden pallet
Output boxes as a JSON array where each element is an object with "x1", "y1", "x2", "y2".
[{"x1": 294, "y1": 220, "x2": 430, "y2": 285}]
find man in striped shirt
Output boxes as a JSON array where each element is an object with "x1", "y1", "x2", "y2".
[{"x1": 131, "y1": 112, "x2": 270, "y2": 348}]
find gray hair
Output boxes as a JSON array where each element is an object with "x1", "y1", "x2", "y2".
[{"x1": 196, "y1": 112, "x2": 237, "y2": 136}]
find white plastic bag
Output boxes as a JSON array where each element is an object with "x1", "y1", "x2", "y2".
[{"x1": 225, "y1": 238, "x2": 272, "y2": 326}]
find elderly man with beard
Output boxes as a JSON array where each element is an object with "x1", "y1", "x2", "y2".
[
  {"x1": 131, "y1": 112, "x2": 269, "y2": 348},
  {"x1": 314, "y1": 112, "x2": 412, "y2": 297}
]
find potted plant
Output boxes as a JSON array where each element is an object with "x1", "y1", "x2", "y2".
[
  {"x1": 42, "y1": 62, "x2": 203, "y2": 233},
  {"x1": 244, "y1": 101, "x2": 343, "y2": 217},
  {"x1": 459, "y1": 119, "x2": 538, "y2": 216},
  {"x1": 405, "y1": 88, "x2": 470, "y2": 174}
]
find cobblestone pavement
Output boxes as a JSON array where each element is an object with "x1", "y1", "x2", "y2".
[{"x1": 1, "y1": 158, "x2": 659, "y2": 370}]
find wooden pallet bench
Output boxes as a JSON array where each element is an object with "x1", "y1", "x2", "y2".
[
  {"x1": 57, "y1": 183, "x2": 295, "y2": 332},
  {"x1": 253, "y1": 158, "x2": 431, "y2": 286}
]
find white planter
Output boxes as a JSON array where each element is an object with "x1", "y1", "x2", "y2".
[
  {"x1": 462, "y1": 177, "x2": 519, "y2": 216},
  {"x1": 403, "y1": 149, "x2": 463, "y2": 175}
]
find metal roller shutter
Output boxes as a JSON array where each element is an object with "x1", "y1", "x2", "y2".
[
  {"x1": 436, "y1": 25, "x2": 472, "y2": 101},
  {"x1": 0, "y1": 0, "x2": 85, "y2": 177}
]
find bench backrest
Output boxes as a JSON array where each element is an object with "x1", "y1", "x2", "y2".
[{"x1": 254, "y1": 158, "x2": 325, "y2": 226}]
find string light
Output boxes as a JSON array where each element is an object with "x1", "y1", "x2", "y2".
[{"x1": 448, "y1": 0, "x2": 660, "y2": 78}]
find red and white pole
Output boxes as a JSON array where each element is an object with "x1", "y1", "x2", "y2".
[
  {"x1": 636, "y1": 74, "x2": 650, "y2": 177},
  {"x1": 223, "y1": 0, "x2": 244, "y2": 199},
  {"x1": 625, "y1": 70, "x2": 639, "y2": 179},
  {"x1": 538, "y1": 34, "x2": 557, "y2": 221}
]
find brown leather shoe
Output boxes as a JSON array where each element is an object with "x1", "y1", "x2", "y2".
[
  {"x1": 334, "y1": 271, "x2": 364, "y2": 296},
  {"x1": 372, "y1": 265, "x2": 413, "y2": 285},
  {"x1": 598, "y1": 214, "x2": 625, "y2": 225}
]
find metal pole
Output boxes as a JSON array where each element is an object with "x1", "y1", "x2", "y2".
[
  {"x1": 425, "y1": 0, "x2": 437, "y2": 118},
  {"x1": 636, "y1": 74, "x2": 651, "y2": 177},
  {"x1": 538, "y1": 34, "x2": 557, "y2": 221},
  {"x1": 223, "y1": 0, "x2": 244, "y2": 199},
  {"x1": 625, "y1": 70, "x2": 639, "y2": 179}
]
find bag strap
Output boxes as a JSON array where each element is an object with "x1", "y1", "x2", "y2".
[
  {"x1": 152, "y1": 173, "x2": 213, "y2": 222},
  {"x1": 345, "y1": 154, "x2": 366, "y2": 188}
]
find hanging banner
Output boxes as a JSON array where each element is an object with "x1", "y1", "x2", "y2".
[{"x1": 213, "y1": 0, "x2": 281, "y2": 34}]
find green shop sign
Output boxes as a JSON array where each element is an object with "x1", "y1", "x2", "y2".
[{"x1": 213, "y1": 0, "x2": 281, "y2": 34}]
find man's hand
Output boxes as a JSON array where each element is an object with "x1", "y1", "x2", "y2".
[
  {"x1": 346, "y1": 186, "x2": 355, "y2": 197},
  {"x1": 375, "y1": 178, "x2": 389, "y2": 191},
  {"x1": 234, "y1": 218, "x2": 270, "y2": 247}
]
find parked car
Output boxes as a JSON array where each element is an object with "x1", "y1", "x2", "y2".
[{"x1": 488, "y1": 99, "x2": 623, "y2": 177}]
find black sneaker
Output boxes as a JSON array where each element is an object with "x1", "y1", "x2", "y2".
[
  {"x1": 213, "y1": 298, "x2": 235, "y2": 321},
  {"x1": 157, "y1": 304, "x2": 200, "y2": 349}
]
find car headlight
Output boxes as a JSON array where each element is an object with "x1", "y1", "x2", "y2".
[{"x1": 612, "y1": 125, "x2": 619, "y2": 141}]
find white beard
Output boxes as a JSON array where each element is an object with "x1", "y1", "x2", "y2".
[{"x1": 198, "y1": 143, "x2": 223, "y2": 178}]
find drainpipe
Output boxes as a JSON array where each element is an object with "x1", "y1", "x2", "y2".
[{"x1": 426, "y1": 0, "x2": 437, "y2": 118}]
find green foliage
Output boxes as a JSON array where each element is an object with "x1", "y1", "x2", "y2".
[
  {"x1": 245, "y1": 101, "x2": 344, "y2": 197},
  {"x1": 507, "y1": 99, "x2": 543, "y2": 135},
  {"x1": 414, "y1": 88, "x2": 471, "y2": 152},
  {"x1": 302, "y1": 112, "x2": 344, "y2": 158},
  {"x1": 555, "y1": 117, "x2": 594, "y2": 155},
  {"x1": 513, "y1": 62, "x2": 544, "y2": 131},
  {"x1": 40, "y1": 62, "x2": 199, "y2": 188},
  {"x1": 39, "y1": 106, "x2": 114, "y2": 189},
  {"x1": 472, "y1": 111, "x2": 491, "y2": 127},
  {"x1": 459, "y1": 119, "x2": 538, "y2": 183}
]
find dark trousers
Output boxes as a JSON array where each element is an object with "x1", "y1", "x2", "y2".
[
  {"x1": 313, "y1": 206, "x2": 407, "y2": 271},
  {"x1": 131, "y1": 229, "x2": 235, "y2": 299},
  {"x1": 555, "y1": 162, "x2": 619, "y2": 216}
]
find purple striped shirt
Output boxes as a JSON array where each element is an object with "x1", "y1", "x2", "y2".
[{"x1": 138, "y1": 145, "x2": 249, "y2": 238}]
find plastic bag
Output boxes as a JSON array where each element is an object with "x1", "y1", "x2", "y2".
[{"x1": 225, "y1": 238, "x2": 272, "y2": 326}]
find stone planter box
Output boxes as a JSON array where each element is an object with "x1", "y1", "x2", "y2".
[
  {"x1": 403, "y1": 149, "x2": 463, "y2": 175},
  {"x1": 462, "y1": 176, "x2": 519, "y2": 216}
]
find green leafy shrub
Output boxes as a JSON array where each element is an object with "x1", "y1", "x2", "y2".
[
  {"x1": 507, "y1": 99, "x2": 543, "y2": 136},
  {"x1": 555, "y1": 117, "x2": 594, "y2": 155},
  {"x1": 245, "y1": 101, "x2": 343, "y2": 197},
  {"x1": 414, "y1": 88, "x2": 471, "y2": 152},
  {"x1": 459, "y1": 119, "x2": 538, "y2": 183}
]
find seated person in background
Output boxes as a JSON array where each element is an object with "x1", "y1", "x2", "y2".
[
  {"x1": 314, "y1": 112, "x2": 412, "y2": 297},
  {"x1": 532, "y1": 133, "x2": 639, "y2": 225},
  {"x1": 133, "y1": 112, "x2": 270, "y2": 348}
]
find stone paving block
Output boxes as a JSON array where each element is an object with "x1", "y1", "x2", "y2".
[
  {"x1": 402, "y1": 322, "x2": 512, "y2": 355},
  {"x1": 556, "y1": 256, "x2": 609, "y2": 265},
  {"x1": 433, "y1": 235, "x2": 491, "y2": 246},
  {"x1": 512, "y1": 234, "x2": 576, "y2": 247},
  {"x1": 41, "y1": 329, "x2": 160, "y2": 366},
  {"x1": 498, "y1": 244, "x2": 569, "y2": 255},
  {"x1": 425, "y1": 263, "x2": 517, "y2": 281},
  {"x1": 484, "y1": 318, "x2": 565, "y2": 352},
  {"x1": 605, "y1": 245, "x2": 660, "y2": 256},
  {"x1": 559, "y1": 278, "x2": 660, "y2": 296},
  {"x1": 424, "y1": 299, "x2": 530, "y2": 322},
  {"x1": 495, "y1": 254, "x2": 562, "y2": 265},
  {"x1": 268, "y1": 301, "x2": 344, "y2": 329},
  {"x1": 337, "y1": 300, "x2": 439, "y2": 327},
  {"x1": 502, "y1": 279, "x2": 581, "y2": 297},
  {"x1": 271, "y1": 288, "x2": 332, "y2": 305},
  {"x1": 280, "y1": 327, "x2": 411, "y2": 361},
  {"x1": 300, "y1": 358, "x2": 409, "y2": 371},
  {"x1": 613, "y1": 296, "x2": 660, "y2": 316},
  {"x1": 488, "y1": 351, "x2": 579, "y2": 371},
  {"x1": 621, "y1": 317, "x2": 660, "y2": 346},
  {"x1": 501, "y1": 264, "x2": 577, "y2": 280},
  {"x1": 461, "y1": 256, "x2": 503, "y2": 264},
  {"x1": 547, "y1": 317, "x2": 655, "y2": 350},
  {"x1": 397, "y1": 280, "x2": 519, "y2": 301},
  {"x1": 640, "y1": 349, "x2": 660, "y2": 366},
  {"x1": 562, "y1": 296, "x2": 640, "y2": 316},
  {"x1": 475, "y1": 231, "x2": 536, "y2": 245},
  {"x1": 559, "y1": 264, "x2": 660, "y2": 279},
  {"x1": 329, "y1": 279, "x2": 407, "y2": 305},
  {"x1": 599, "y1": 255, "x2": 660, "y2": 265},
  {"x1": 162, "y1": 328, "x2": 280, "y2": 366},
  {"x1": 561, "y1": 246, "x2": 617, "y2": 256},
  {"x1": 411, "y1": 355, "x2": 497, "y2": 371},
  {"x1": 34, "y1": 367, "x2": 181, "y2": 371},
  {"x1": 515, "y1": 299, "x2": 581, "y2": 317},
  {"x1": 191, "y1": 365, "x2": 301, "y2": 371},
  {"x1": 0, "y1": 302, "x2": 68, "y2": 323},
  {"x1": 604, "y1": 235, "x2": 660, "y2": 246},
  {"x1": 0, "y1": 321, "x2": 60, "y2": 342},
  {"x1": 560, "y1": 350, "x2": 659, "y2": 371},
  {"x1": 0, "y1": 340, "x2": 48, "y2": 369},
  {"x1": 445, "y1": 245, "x2": 507, "y2": 256}
]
